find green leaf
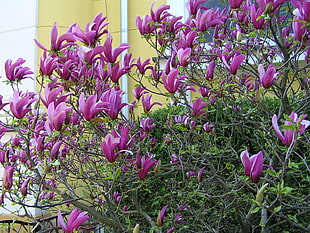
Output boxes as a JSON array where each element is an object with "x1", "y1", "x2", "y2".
[
  {"x1": 51, "y1": 160, "x2": 60, "y2": 166},
  {"x1": 282, "y1": 124, "x2": 296, "y2": 130},
  {"x1": 251, "y1": 207, "x2": 261, "y2": 214},
  {"x1": 273, "y1": 206, "x2": 282, "y2": 214},
  {"x1": 281, "y1": 186, "x2": 294, "y2": 195},
  {"x1": 288, "y1": 214, "x2": 298, "y2": 223}
]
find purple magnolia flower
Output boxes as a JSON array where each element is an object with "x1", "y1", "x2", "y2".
[
  {"x1": 102, "y1": 35, "x2": 130, "y2": 63},
  {"x1": 40, "y1": 56, "x2": 57, "y2": 76},
  {"x1": 136, "y1": 15, "x2": 156, "y2": 35},
  {"x1": 71, "y1": 13, "x2": 109, "y2": 46},
  {"x1": 101, "y1": 134, "x2": 120, "y2": 163},
  {"x1": 194, "y1": 8, "x2": 225, "y2": 32},
  {"x1": 205, "y1": 60, "x2": 216, "y2": 80},
  {"x1": 258, "y1": 64, "x2": 278, "y2": 89},
  {"x1": 3, "y1": 165, "x2": 14, "y2": 190},
  {"x1": 157, "y1": 204, "x2": 169, "y2": 226},
  {"x1": 150, "y1": 3, "x2": 170, "y2": 22},
  {"x1": 134, "y1": 58, "x2": 153, "y2": 75},
  {"x1": 0, "y1": 95, "x2": 8, "y2": 111},
  {"x1": 46, "y1": 102, "x2": 71, "y2": 131},
  {"x1": 177, "y1": 48, "x2": 191, "y2": 66},
  {"x1": 141, "y1": 94, "x2": 162, "y2": 113},
  {"x1": 133, "y1": 86, "x2": 148, "y2": 100},
  {"x1": 272, "y1": 112, "x2": 310, "y2": 146},
  {"x1": 167, "y1": 227, "x2": 176, "y2": 233},
  {"x1": 257, "y1": 0, "x2": 289, "y2": 14},
  {"x1": 113, "y1": 191, "x2": 122, "y2": 204},
  {"x1": 186, "y1": 0, "x2": 206, "y2": 15},
  {"x1": 5, "y1": 58, "x2": 33, "y2": 82},
  {"x1": 40, "y1": 85, "x2": 71, "y2": 108},
  {"x1": 190, "y1": 98, "x2": 209, "y2": 117},
  {"x1": 101, "y1": 88, "x2": 127, "y2": 120},
  {"x1": 187, "y1": 171, "x2": 197, "y2": 178},
  {"x1": 51, "y1": 141, "x2": 63, "y2": 160},
  {"x1": 58, "y1": 208, "x2": 89, "y2": 233},
  {"x1": 136, "y1": 155, "x2": 157, "y2": 180},
  {"x1": 292, "y1": 0, "x2": 310, "y2": 22},
  {"x1": 240, "y1": 150, "x2": 264, "y2": 183},
  {"x1": 21, "y1": 178, "x2": 31, "y2": 196},
  {"x1": 162, "y1": 69, "x2": 185, "y2": 94},
  {"x1": 140, "y1": 117, "x2": 156, "y2": 132},
  {"x1": 222, "y1": 53, "x2": 245, "y2": 75},
  {"x1": 178, "y1": 31, "x2": 198, "y2": 50},
  {"x1": 228, "y1": 0, "x2": 244, "y2": 9},
  {"x1": 198, "y1": 166, "x2": 206, "y2": 182},
  {"x1": 112, "y1": 126, "x2": 134, "y2": 150},
  {"x1": 292, "y1": 16, "x2": 308, "y2": 42},
  {"x1": 0, "y1": 151, "x2": 8, "y2": 164},
  {"x1": 108, "y1": 62, "x2": 130, "y2": 83},
  {"x1": 10, "y1": 91, "x2": 37, "y2": 119},
  {"x1": 35, "y1": 23, "x2": 76, "y2": 51},
  {"x1": 79, "y1": 93, "x2": 107, "y2": 121},
  {"x1": 249, "y1": 3, "x2": 265, "y2": 29},
  {"x1": 203, "y1": 122, "x2": 215, "y2": 133}
]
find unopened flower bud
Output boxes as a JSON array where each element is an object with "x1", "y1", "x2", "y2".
[
  {"x1": 21, "y1": 178, "x2": 31, "y2": 196},
  {"x1": 133, "y1": 223, "x2": 140, "y2": 233},
  {"x1": 264, "y1": 2, "x2": 273, "y2": 15},
  {"x1": 198, "y1": 167, "x2": 206, "y2": 182},
  {"x1": 236, "y1": 30, "x2": 242, "y2": 42},
  {"x1": 154, "y1": 160, "x2": 161, "y2": 174},
  {"x1": 3, "y1": 165, "x2": 14, "y2": 190},
  {"x1": 256, "y1": 183, "x2": 269, "y2": 204}
]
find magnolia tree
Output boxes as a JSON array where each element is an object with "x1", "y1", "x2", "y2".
[{"x1": 0, "y1": 0, "x2": 310, "y2": 232}]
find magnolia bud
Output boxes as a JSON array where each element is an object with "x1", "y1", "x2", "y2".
[
  {"x1": 236, "y1": 31, "x2": 242, "y2": 42},
  {"x1": 3, "y1": 165, "x2": 14, "y2": 190},
  {"x1": 154, "y1": 160, "x2": 161, "y2": 174},
  {"x1": 133, "y1": 224, "x2": 140, "y2": 233},
  {"x1": 21, "y1": 178, "x2": 31, "y2": 196},
  {"x1": 256, "y1": 183, "x2": 269, "y2": 204},
  {"x1": 264, "y1": 2, "x2": 273, "y2": 15}
]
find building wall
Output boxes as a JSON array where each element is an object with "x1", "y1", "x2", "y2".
[
  {"x1": 0, "y1": 0, "x2": 38, "y2": 217},
  {"x1": 0, "y1": 0, "x2": 37, "y2": 99}
]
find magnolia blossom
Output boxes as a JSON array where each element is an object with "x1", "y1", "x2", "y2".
[
  {"x1": 21, "y1": 178, "x2": 31, "y2": 196},
  {"x1": 102, "y1": 36, "x2": 130, "y2": 63},
  {"x1": 258, "y1": 64, "x2": 278, "y2": 89},
  {"x1": 272, "y1": 112, "x2": 310, "y2": 146},
  {"x1": 101, "y1": 134, "x2": 120, "y2": 163},
  {"x1": 79, "y1": 93, "x2": 107, "y2": 121},
  {"x1": 3, "y1": 165, "x2": 14, "y2": 190},
  {"x1": 177, "y1": 48, "x2": 191, "y2": 66},
  {"x1": 101, "y1": 88, "x2": 127, "y2": 120},
  {"x1": 46, "y1": 102, "x2": 71, "y2": 131},
  {"x1": 10, "y1": 91, "x2": 37, "y2": 119},
  {"x1": 190, "y1": 98, "x2": 209, "y2": 117},
  {"x1": 240, "y1": 150, "x2": 264, "y2": 183},
  {"x1": 205, "y1": 61, "x2": 216, "y2": 80},
  {"x1": 5, "y1": 58, "x2": 33, "y2": 82},
  {"x1": 136, "y1": 155, "x2": 157, "y2": 180},
  {"x1": 58, "y1": 208, "x2": 89, "y2": 233},
  {"x1": 162, "y1": 69, "x2": 185, "y2": 94},
  {"x1": 222, "y1": 53, "x2": 245, "y2": 75},
  {"x1": 228, "y1": 0, "x2": 244, "y2": 9},
  {"x1": 157, "y1": 204, "x2": 169, "y2": 226},
  {"x1": 141, "y1": 94, "x2": 162, "y2": 113},
  {"x1": 35, "y1": 23, "x2": 75, "y2": 51}
]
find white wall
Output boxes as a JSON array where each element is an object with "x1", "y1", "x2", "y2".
[
  {"x1": 0, "y1": 0, "x2": 38, "y2": 97},
  {"x1": 167, "y1": 0, "x2": 188, "y2": 20},
  {"x1": 0, "y1": 0, "x2": 38, "y2": 217}
]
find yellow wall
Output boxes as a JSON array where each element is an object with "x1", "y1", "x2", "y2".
[{"x1": 37, "y1": 0, "x2": 168, "y2": 112}]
